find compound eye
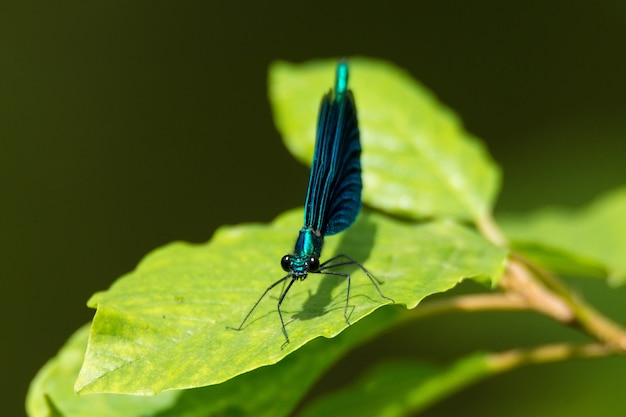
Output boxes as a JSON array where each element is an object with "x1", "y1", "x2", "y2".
[
  {"x1": 307, "y1": 256, "x2": 320, "y2": 272},
  {"x1": 281, "y1": 255, "x2": 291, "y2": 272}
]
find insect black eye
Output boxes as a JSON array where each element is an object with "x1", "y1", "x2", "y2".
[
  {"x1": 281, "y1": 255, "x2": 291, "y2": 272},
  {"x1": 308, "y1": 256, "x2": 320, "y2": 272}
]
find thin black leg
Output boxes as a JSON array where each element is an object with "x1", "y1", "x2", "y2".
[
  {"x1": 316, "y1": 269, "x2": 352, "y2": 324},
  {"x1": 227, "y1": 274, "x2": 292, "y2": 332},
  {"x1": 320, "y1": 254, "x2": 394, "y2": 303},
  {"x1": 277, "y1": 278, "x2": 297, "y2": 348},
  {"x1": 229, "y1": 254, "x2": 394, "y2": 347}
]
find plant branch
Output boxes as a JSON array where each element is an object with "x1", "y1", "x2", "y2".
[
  {"x1": 394, "y1": 290, "x2": 624, "y2": 369},
  {"x1": 479, "y1": 213, "x2": 626, "y2": 351},
  {"x1": 477, "y1": 213, "x2": 508, "y2": 247},
  {"x1": 406, "y1": 293, "x2": 530, "y2": 319},
  {"x1": 488, "y1": 342, "x2": 616, "y2": 372},
  {"x1": 498, "y1": 257, "x2": 573, "y2": 322},
  {"x1": 399, "y1": 257, "x2": 626, "y2": 357},
  {"x1": 517, "y1": 255, "x2": 626, "y2": 349}
]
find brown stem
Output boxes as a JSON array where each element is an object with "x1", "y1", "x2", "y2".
[
  {"x1": 476, "y1": 213, "x2": 626, "y2": 351},
  {"x1": 498, "y1": 257, "x2": 573, "y2": 322},
  {"x1": 525, "y1": 254, "x2": 626, "y2": 349},
  {"x1": 477, "y1": 213, "x2": 508, "y2": 247},
  {"x1": 488, "y1": 342, "x2": 617, "y2": 372},
  {"x1": 407, "y1": 293, "x2": 529, "y2": 318}
]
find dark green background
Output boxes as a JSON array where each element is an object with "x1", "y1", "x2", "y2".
[{"x1": 3, "y1": 2, "x2": 625, "y2": 416}]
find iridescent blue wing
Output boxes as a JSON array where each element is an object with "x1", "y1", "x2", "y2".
[{"x1": 304, "y1": 63, "x2": 362, "y2": 236}]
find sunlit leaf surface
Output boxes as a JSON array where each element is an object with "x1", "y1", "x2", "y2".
[
  {"x1": 500, "y1": 186, "x2": 626, "y2": 284},
  {"x1": 269, "y1": 57, "x2": 500, "y2": 223},
  {"x1": 75, "y1": 209, "x2": 506, "y2": 395}
]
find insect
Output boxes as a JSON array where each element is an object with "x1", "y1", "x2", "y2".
[{"x1": 229, "y1": 60, "x2": 393, "y2": 346}]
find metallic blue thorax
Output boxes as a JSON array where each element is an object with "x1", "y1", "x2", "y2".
[{"x1": 289, "y1": 227, "x2": 324, "y2": 278}]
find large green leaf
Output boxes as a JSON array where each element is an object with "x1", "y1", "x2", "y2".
[
  {"x1": 26, "y1": 324, "x2": 179, "y2": 417},
  {"x1": 269, "y1": 57, "x2": 500, "y2": 223},
  {"x1": 75, "y1": 208, "x2": 506, "y2": 395},
  {"x1": 27, "y1": 309, "x2": 404, "y2": 417},
  {"x1": 499, "y1": 185, "x2": 626, "y2": 284},
  {"x1": 297, "y1": 354, "x2": 494, "y2": 417}
]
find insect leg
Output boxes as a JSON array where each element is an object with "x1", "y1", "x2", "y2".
[
  {"x1": 227, "y1": 274, "x2": 291, "y2": 332},
  {"x1": 320, "y1": 254, "x2": 394, "y2": 303},
  {"x1": 277, "y1": 277, "x2": 297, "y2": 348}
]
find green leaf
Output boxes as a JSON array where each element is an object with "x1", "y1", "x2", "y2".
[
  {"x1": 269, "y1": 57, "x2": 500, "y2": 223},
  {"x1": 29, "y1": 309, "x2": 405, "y2": 417},
  {"x1": 26, "y1": 325, "x2": 179, "y2": 417},
  {"x1": 75, "y1": 209, "x2": 506, "y2": 395},
  {"x1": 297, "y1": 354, "x2": 494, "y2": 417},
  {"x1": 43, "y1": 396, "x2": 64, "y2": 417},
  {"x1": 499, "y1": 185, "x2": 626, "y2": 284},
  {"x1": 508, "y1": 241, "x2": 608, "y2": 280}
]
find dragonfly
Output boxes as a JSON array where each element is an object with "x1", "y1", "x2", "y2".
[{"x1": 229, "y1": 60, "x2": 393, "y2": 346}]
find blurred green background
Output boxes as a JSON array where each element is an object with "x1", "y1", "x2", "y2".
[{"x1": 3, "y1": 2, "x2": 625, "y2": 416}]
